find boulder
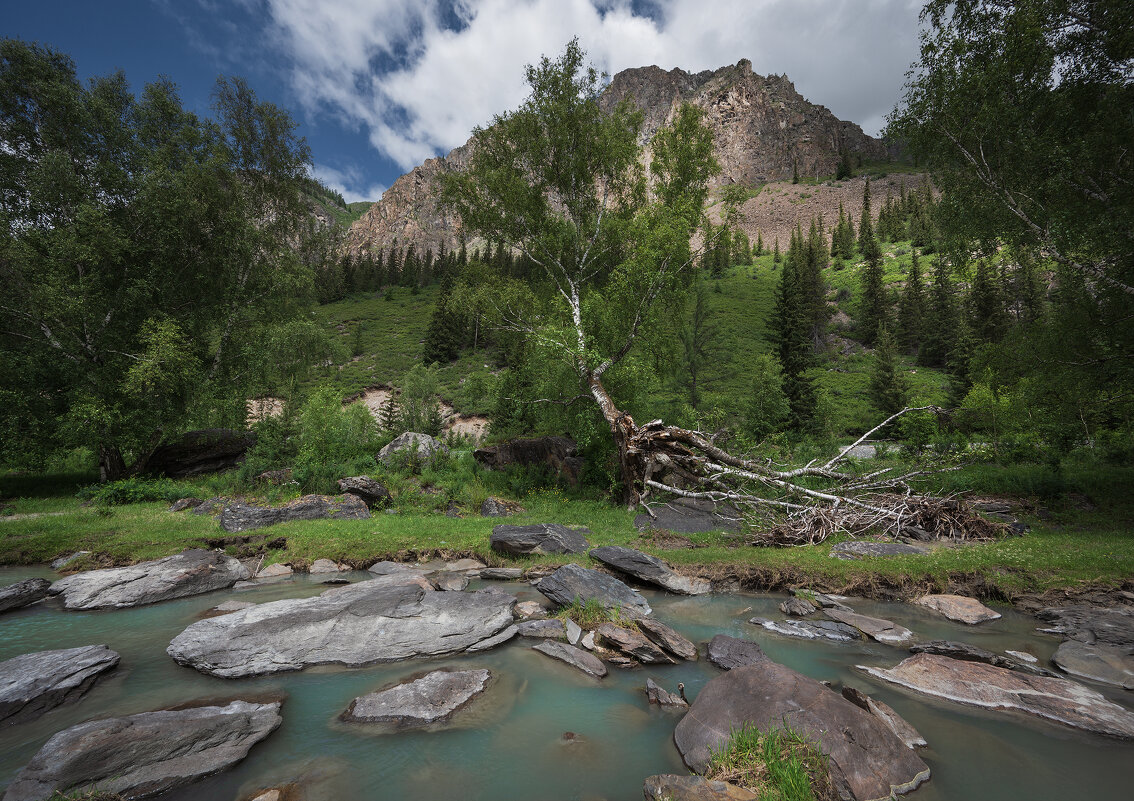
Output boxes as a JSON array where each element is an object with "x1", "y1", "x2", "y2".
[
  {"x1": 706, "y1": 635, "x2": 767, "y2": 670},
  {"x1": 779, "y1": 596, "x2": 817, "y2": 617},
  {"x1": 749, "y1": 617, "x2": 863, "y2": 643},
  {"x1": 167, "y1": 575, "x2": 515, "y2": 678},
  {"x1": 645, "y1": 677, "x2": 687, "y2": 707},
  {"x1": 1051, "y1": 640, "x2": 1134, "y2": 689},
  {"x1": 378, "y1": 432, "x2": 448, "y2": 464},
  {"x1": 514, "y1": 600, "x2": 548, "y2": 619},
  {"x1": 840, "y1": 686, "x2": 927, "y2": 749},
  {"x1": 536, "y1": 564, "x2": 652, "y2": 618},
  {"x1": 674, "y1": 661, "x2": 931, "y2": 800},
  {"x1": 191, "y1": 497, "x2": 226, "y2": 516},
  {"x1": 909, "y1": 640, "x2": 1056, "y2": 676},
  {"x1": 490, "y1": 523, "x2": 592, "y2": 555},
  {"x1": 145, "y1": 428, "x2": 255, "y2": 478},
  {"x1": 634, "y1": 497, "x2": 741, "y2": 534},
  {"x1": 596, "y1": 624, "x2": 675, "y2": 664},
  {"x1": 434, "y1": 572, "x2": 470, "y2": 592},
  {"x1": 0, "y1": 645, "x2": 120, "y2": 725},
  {"x1": 581, "y1": 631, "x2": 595, "y2": 650},
  {"x1": 341, "y1": 669, "x2": 491, "y2": 727},
  {"x1": 480, "y1": 567, "x2": 523, "y2": 580},
  {"x1": 49, "y1": 550, "x2": 250, "y2": 610},
  {"x1": 824, "y1": 609, "x2": 915, "y2": 645},
  {"x1": 473, "y1": 435, "x2": 583, "y2": 486},
  {"x1": 337, "y1": 476, "x2": 391, "y2": 508},
  {"x1": 643, "y1": 775, "x2": 756, "y2": 801},
  {"x1": 637, "y1": 617, "x2": 698, "y2": 661},
  {"x1": 308, "y1": 559, "x2": 341, "y2": 574},
  {"x1": 367, "y1": 561, "x2": 426, "y2": 577},
  {"x1": 791, "y1": 589, "x2": 852, "y2": 611},
  {"x1": 1034, "y1": 605, "x2": 1134, "y2": 649},
  {"x1": 914, "y1": 594, "x2": 1001, "y2": 624},
  {"x1": 532, "y1": 641, "x2": 607, "y2": 678},
  {"x1": 256, "y1": 563, "x2": 292, "y2": 578},
  {"x1": 220, "y1": 494, "x2": 370, "y2": 533},
  {"x1": 480, "y1": 496, "x2": 525, "y2": 517},
  {"x1": 0, "y1": 578, "x2": 50, "y2": 614},
  {"x1": 861, "y1": 653, "x2": 1134, "y2": 737},
  {"x1": 2, "y1": 700, "x2": 281, "y2": 801},
  {"x1": 830, "y1": 541, "x2": 929, "y2": 559},
  {"x1": 588, "y1": 546, "x2": 710, "y2": 595},
  {"x1": 517, "y1": 619, "x2": 567, "y2": 640},
  {"x1": 168, "y1": 497, "x2": 203, "y2": 513},
  {"x1": 465, "y1": 624, "x2": 518, "y2": 653}
]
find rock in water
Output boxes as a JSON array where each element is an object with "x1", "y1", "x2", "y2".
[
  {"x1": 1051, "y1": 640, "x2": 1134, "y2": 690},
  {"x1": 308, "y1": 559, "x2": 341, "y2": 574},
  {"x1": 637, "y1": 617, "x2": 698, "y2": 661},
  {"x1": 914, "y1": 594, "x2": 1001, "y2": 624},
  {"x1": 779, "y1": 596, "x2": 817, "y2": 617},
  {"x1": 595, "y1": 624, "x2": 675, "y2": 664},
  {"x1": 909, "y1": 641, "x2": 1055, "y2": 677},
  {"x1": 49, "y1": 550, "x2": 250, "y2": 610},
  {"x1": 535, "y1": 563, "x2": 651, "y2": 617},
  {"x1": 749, "y1": 617, "x2": 862, "y2": 643},
  {"x1": 167, "y1": 575, "x2": 515, "y2": 678},
  {"x1": 341, "y1": 669, "x2": 491, "y2": 727},
  {"x1": 2, "y1": 700, "x2": 281, "y2": 801},
  {"x1": 0, "y1": 578, "x2": 50, "y2": 614},
  {"x1": 0, "y1": 645, "x2": 120, "y2": 725},
  {"x1": 824, "y1": 609, "x2": 915, "y2": 645},
  {"x1": 532, "y1": 641, "x2": 607, "y2": 678},
  {"x1": 1034, "y1": 605, "x2": 1134, "y2": 649},
  {"x1": 220, "y1": 494, "x2": 370, "y2": 533},
  {"x1": 859, "y1": 653, "x2": 1134, "y2": 738},
  {"x1": 645, "y1": 678, "x2": 687, "y2": 707},
  {"x1": 673, "y1": 661, "x2": 930, "y2": 801},
  {"x1": 517, "y1": 619, "x2": 567, "y2": 640},
  {"x1": 480, "y1": 567, "x2": 523, "y2": 580},
  {"x1": 336, "y1": 476, "x2": 391, "y2": 508},
  {"x1": 489, "y1": 524, "x2": 592, "y2": 555},
  {"x1": 706, "y1": 635, "x2": 767, "y2": 670},
  {"x1": 840, "y1": 686, "x2": 927, "y2": 749},
  {"x1": 643, "y1": 775, "x2": 757, "y2": 801},
  {"x1": 588, "y1": 546, "x2": 710, "y2": 595}
]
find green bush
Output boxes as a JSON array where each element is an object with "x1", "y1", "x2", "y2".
[
  {"x1": 706, "y1": 724, "x2": 831, "y2": 801},
  {"x1": 76, "y1": 477, "x2": 187, "y2": 506}
]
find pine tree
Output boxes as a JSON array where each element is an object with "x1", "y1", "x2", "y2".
[
  {"x1": 772, "y1": 238, "x2": 781, "y2": 264},
  {"x1": 802, "y1": 218, "x2": 829, "y2": 350},
  {"x1": 377, "y1": 395, "x2": 402, "y2": 434},
  {"x1": 858, "y1": 250, "x2": 888, "y2": 347},
  {"x1": 919, "y1": 258, "x2": 958, "y2": 367},
  {"x1": 400, "y1": 244, "x2": 418, "y2": 287},
  {"x1": 422, "y1": 270, "x2": 463, "y2": 364},
  {"x1": 744, "y1": 353, "x2": 790, "y2": 441},
  {"x1": 773, "y1": 233, "x2": 816, "y2": 428},
  {"x1": 897, "y1": 248, "x2": 926, "y2": 355},
  {"x1": 754, "y1": 231, "x2": 763, "y2": 256},
  {"x1": 967, "y1": 259, "x2": 1009, "y2": 344},
  {"x1": 386, "y1": 246, "x2": 401, "y2": 286},
  {"x1": 857, "y1": 179, "x2": 881, "y2": 262},
  {"x1": 868, "y1": 325, "x2": 910, "y2": 414},
  {"x1": 836, "y1": 149, "x2": 853, "y2": 180}
]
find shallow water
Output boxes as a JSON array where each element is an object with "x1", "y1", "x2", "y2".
[{"x1": 1, "y1": 566, "x2": 1132, "y2": 800}]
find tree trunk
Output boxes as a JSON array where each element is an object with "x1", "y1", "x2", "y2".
[
  {"x1": 98, "y1": 444, "x2": 126, "y2": 483},
  {"x1": 587, "y1": 373, "x2": 641, "y2": 508}
]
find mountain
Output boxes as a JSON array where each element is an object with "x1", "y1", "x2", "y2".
[{"x1": 344, "y1": 59, "x2": 889, "y2": 257}]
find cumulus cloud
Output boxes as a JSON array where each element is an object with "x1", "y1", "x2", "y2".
[
  {"x1": 264, "y1": 0, "x2": 922, "y2": 171},
  {"x1": 311, "y1": 163, "x2": 387, "y2": 203}
]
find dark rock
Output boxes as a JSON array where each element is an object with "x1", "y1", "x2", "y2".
[
  {"x1": 322, "y1": 578, "x2": 350, "y2": 586},
  {"x1": 490, "y1": 523, "x2": 592, "y2": 556},
  {"x1": 840, "y1": 686, "x2": 927, "y2": 749},
  {"x1": 480, "y1": 567, "x2": 524, "y2": 580},
  {"x1": 830, "y1": 541, "x2": 929, "y2": 559},
  {"x1": 517, "y1": 619, "x2": 567, "y2": 640},
  {"x1": 909, "y1": 641, "x2": 1056, "y2": 677},
  {"x1": 341, "y1": 669, "x2": 491, "y2": 727},
  {"x1": 377, "y1": 432, "x2": 448, "y2": 465},
  {"x1": 596, "y1": 624, "x2": 675, "y2": 664},
  {"x1": 337, "y1": 476, "x2": 391, "y2": 508},
  {"x1": 2, "y1": 700, "x2": 281, "y2": 801},
  {"x1": 1051, "y1": 640, "x2": 1134, "y2": 689},
  {"x1": 473, "y1": 435, "x2": 583, "y2": 486},
  {"x1": 256, "y1": 469, "x2": 293, "y2": 486},
  {"x1": 675, "y1": 661, "x2": 930, "y2": 800},
  {"x1": 536, "y1": 563, "x2": 652, "y2": 617},
  {"x1": 49, "y1": 550, "x2": 250, "y2": 610},
  {"x1": 0, "y1": 645, "x2": 120, "y2": 725},
  {"x1": 645, "y1": 677, "x2": 687, "y2": 707},
  {"x1": 779, "y1": 596, "x2": 816, "y2": 617},
  {"x1": 168, "y1": 497, "x2": 204, "y2": 513},
  {"x1": 0, "y1": 578, "x2": 50, "y2": 614},
  {"x1": 860, "y1": 653, "x2": 1134, "y2": 738},
  {"x1": 643, "y1": 775, "x2": 756, "y2": 801},
  {"x1": 480, "y1": 496, "x2": 525, "y2": 517},
  {"x1": 167, "y1": 574, "x2": 515, "y2": 677},
  {"x1": 634, "y1": 497, "x2": 741, "y2": 534},
  {"x1": 1034, "y1": 605, "x2": 1134, "y2": 649},
  {"x1": 824, "y1": 609, "x2": 915, "y2": 645},
  {"x1": 145, "y1": 428, "x2": 255, "y2": 478},
  {"x1": 637, "y1": 617, "x2": 698, "y2": 661},
  {"x1": 749, "y1": 617, "x2": 862, "y2": 642},
  {"x1": 706, "y1": 635, "x2": 767, "y2": 670},
  {"x1": 191, "y1": 497, "x2": 226, "y2": 516},
  {"x1": 588, "y1": 545, "x2": 710, "y2": 595},
  {"x1": 220, "y1": 494, "x2": 371, "y2": 533},
  {"x1": 532, "y1": 641, "x2": 607, "y2": 678}
]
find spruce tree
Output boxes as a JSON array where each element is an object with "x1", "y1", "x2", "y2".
[
  {"x1": 836, "y1": 149, "x2": 853, "y2": 180},
  {"x1": 792, "y1": 160, "x2": 799, "y2": 184},
  {"x1": 857, "y1": 179, "x2": 881, "y2": 262},
  {"x1": 755, "y1": 231, "x2": 763, "y2": 256},
  {"x1": 744, "y1": 354, "x2": 790, "y2": 441},
  {"x1": 897, "y1": 248, "x2": 926, "y2": 355},
  {"x1": 773, "y1": 232, "x2": 816, "y2": 427},
  {"x1": 423, "y1": 270, "x2": 462, "y2": 364},
  {"x1": 868, "y1": 325, "x2": 910, "y2": 414},
  {"x1": 858, "y1": 250, "x2": 888, "y2": 347},
  {"x1": 919, "y1": 258, "x2": 958, "y2": 367},
  {"x1": 967, "y1": 259, "x2": 1009, "y2": 344},
  {"x1": 772, "y1": 238, "x2": 781, "y2": 264},
  {"x1": 385, "y1": 246, "x2": 401, "y2": 286}
]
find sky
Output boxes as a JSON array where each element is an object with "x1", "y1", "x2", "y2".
[{"x1": 4, "y1": 0, "x2": 925, "y2": 204}]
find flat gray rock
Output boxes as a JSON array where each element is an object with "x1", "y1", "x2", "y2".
[
  {"x1": 1035, "y1": 605, "x2": 1134, "y2": 649},
  {"x1": 596, "y1": 623, "x2": 675, "y2": 664},
  {"x1": 532, "y1": 641, "x2": 607, "y2": 678},
  {"x1": 366, "y1": 561, "x2": 426, "y2": 577},
  {"x1": 0, "y1": 578, "x2": 50, "y2": 614},
  {"x1": 465, "y1": 624, "x2": 518, "y2": 653},
  {"x1": 674, "y1": 661, "x2": 930, "y2": 800},
  {"x1": 480, "y1": 567, "x2": 523, "y2": 580},
  {"x1": 220, "y1": 494, "x2": 370, "y2": 533},
  {"x1": 637, "y1": 617, "x2": 698, "y2": 661},
  {"x1": 434, "y1": 572, "x2": 469, "y2": 592},
  {"x1": 49, "y1": 550, "x2": 250, "y2": 610},
  {"x1": 490, "y1": 524, "x2": 592, "y2": 555},
  {"x1": 0, "y1": 645, "x2": 120, "y2": 725},
  {"x1": 517, "y1": 618, "x2": 567, "y2": 640},
  {"x1": 706, "y1": 635, "x2": 767, "y2": 670},
  {"x1": 167, "y1": 575, "x2": 515, "y2": 678},
  {"x1": 909, "y1": 640, "x2": 1055, "y2": 677},
  {"x1": 749, "y1": 617, "x2": 862, "y2": 643},
  {"x1": 341, "y1": 669, "x2": 491, "y2": 727},
  {"x1": 860, "y1": 653, "x2": 1134, "y2": 738},
  {"x1": 915, "y1": 594, "x2": 1001, "y2": 624},
  {"x1": 830, "y1": 541, "x2": 929, "y2": 560},
  {"x1": 1052, "y1": 640, "x2": 1134, "y2": 689},
  {"x1": 825, "y1": 609, "x2": 915, "y2": 645},
  {"x1": 588, "y1": 546, "x2": 710, "y2": 595},
  {"x1": 634, "y1": 498, "x2": 741, "y2": 533},
  {"x1": 791, "y1": 589, "x2": 852, "y2": 611},
  {"x1": 308, "y1": 559, "x2": 341, "y2": 574},
  {"x1": 779, "y1": 596, "x2": 817, "y2": 616},
  {"x1": 536, "y1": 563, "x2": 651, "y2": 617}
]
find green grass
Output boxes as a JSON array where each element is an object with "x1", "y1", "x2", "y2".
[{"x1": 706, "y1": 724, "x2": 831, "y2": 801}]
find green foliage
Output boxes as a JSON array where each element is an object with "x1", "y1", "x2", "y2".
[
  {"x1": 897, "y1": 248, "x2": 925, "y2": 354},
  {"x1": 76, "y1": 477, "x2": 187, "y2": 506},
  {"x1": 677, "y1": 282, "x2": 723, "y2": 409},
  {"x1": 744, "y1": 354, "x2": 791, "y2": 441},
  {"x1": 707, "y1": 724, "x2": 830, "y2": 801},
  {"x1": 868, "y1": 326, "x2": 910, "y2": 415},
  {"x1": 286, "y1": 388, "x2": 380, "y2": 493},
  {"x1": 396, "y1": 365, "x2": 444, "y2": 436}
]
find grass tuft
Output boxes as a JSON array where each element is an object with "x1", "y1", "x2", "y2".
[{"x1": 706, "y1": 724, "x2": 833, "y2": 801}]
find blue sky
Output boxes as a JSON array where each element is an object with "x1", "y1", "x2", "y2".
[{"x1": 4, "y1": 1, "x2": 923, "y2": 203}]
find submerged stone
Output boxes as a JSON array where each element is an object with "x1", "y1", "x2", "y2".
[
  {"x1": 749, "y1": 616, "x2": 862, "y2": 643},
  {"x1": 0, "y1": 578, "x2": 50, "y2": 615},
  {"x1": 341, "y1": 669, "x2": 491, "y2": 727},
  {"x1": 706, "y1": 635, "x2": 766, "y2": 670},
  {"x1": 0, "y1": 645, "x2": 120, "y2": 725},
  {"x1": 532, "y1": 641, "x2": 607, "y2": 678},
  {"x1": 1051, "y1": 640, "x2": 1134, "y2": 690}
]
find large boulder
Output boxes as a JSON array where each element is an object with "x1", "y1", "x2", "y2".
[
  {"x1": 1051, "y1": 640, "x2": 1134, "y2": 690},
  {"x1": 49, "y1": 550, "x2": 250, "y2": 610},
  {"x1": 0, "y1": 578, "x2": 50, "y2": 614},
  {"x1": 473, "y1": 435, "x2": 583, "y2": 486},
  {"x1": 634, "y1": 497, "x2": 741, "y2": 534},
  {"x1": 860, "y1": 653, "x2": 1134, "y2": 738},
  {"x1": 341, "y1": 669, "x2": 491, "y2": 727},
  {"x1": 167, "y1": 574, "x2": 515, "y2": 678},
  {"x1": 824, "y1": 609, "x2": 915, "y2": 645},
  {"x1": 1034, "y1": 605, "x2": 1134, "y2": 649},
  {"x1": 336, "y1": 476, "x2": 391, "y2": 508},
  {"x1": 588, "y1": 546, "x2": 710, "y2": 595},
  {"x1": 220, "y1": 494, "x2": 370, "y2": 533},
  {"x1": 535, "y1": 563, "x2": 652, "y2": 618},
  {"x1": 378, "y1": 432, "x2": 448, "y2": 465},
  {"x1": 145, "y1": 428, "x2": 255, "y2": 478},
  {"x1": 1, "y1": 700, "x2": 281, "y2": 801},
  {"x1": 674, "y1": 661, "x2": 930, "y2": 801},
  {"x1": 0, "y1": 645, "x2": 120, "y2": 725},
  {"x1": 595, "y1": 623, "x2": 675, "y2": 664},
  {"x1": 706, "y1": 635, "x2": 767, "y2": 670},
  {"x1": 914, "y1": 594, "x2": 1001, "y2": 624},
  {"x1": 909, "y1": 640, "x2": 1055, "y2": 677},
  {"x1": 532, "y1": 641, "x2": 607, "y2": 678},
  {"x1": 489, "y1": 523, "x2": 592, "y2": 555}
]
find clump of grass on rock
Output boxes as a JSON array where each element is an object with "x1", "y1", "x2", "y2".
[{"x1": 706, "y1": 724, "x2": 833, "y2": 801}]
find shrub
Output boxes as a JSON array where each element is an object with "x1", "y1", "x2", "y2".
[
  {"x1": 76, "y1": 477, "x2": 187, "y2": 506},
  {"x1": 706, "y1": 724, "x2": 832, "y2": 801}
]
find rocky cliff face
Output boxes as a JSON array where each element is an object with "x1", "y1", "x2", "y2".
[{"x1": 345, "y1": 59, "x2": 888, "y2": 257}]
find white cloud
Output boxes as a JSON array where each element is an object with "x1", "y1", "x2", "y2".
[
  {"x1": 311, "y1": 163, "x2": 387, "y2": 203},
  {"x1": 265, "y1": 0, "x2": 922, "y2": 171}
]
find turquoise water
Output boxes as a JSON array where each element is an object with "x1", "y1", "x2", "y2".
[{"x1": 1, "y1": 567, "x2": 1132, "y2": 800}]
